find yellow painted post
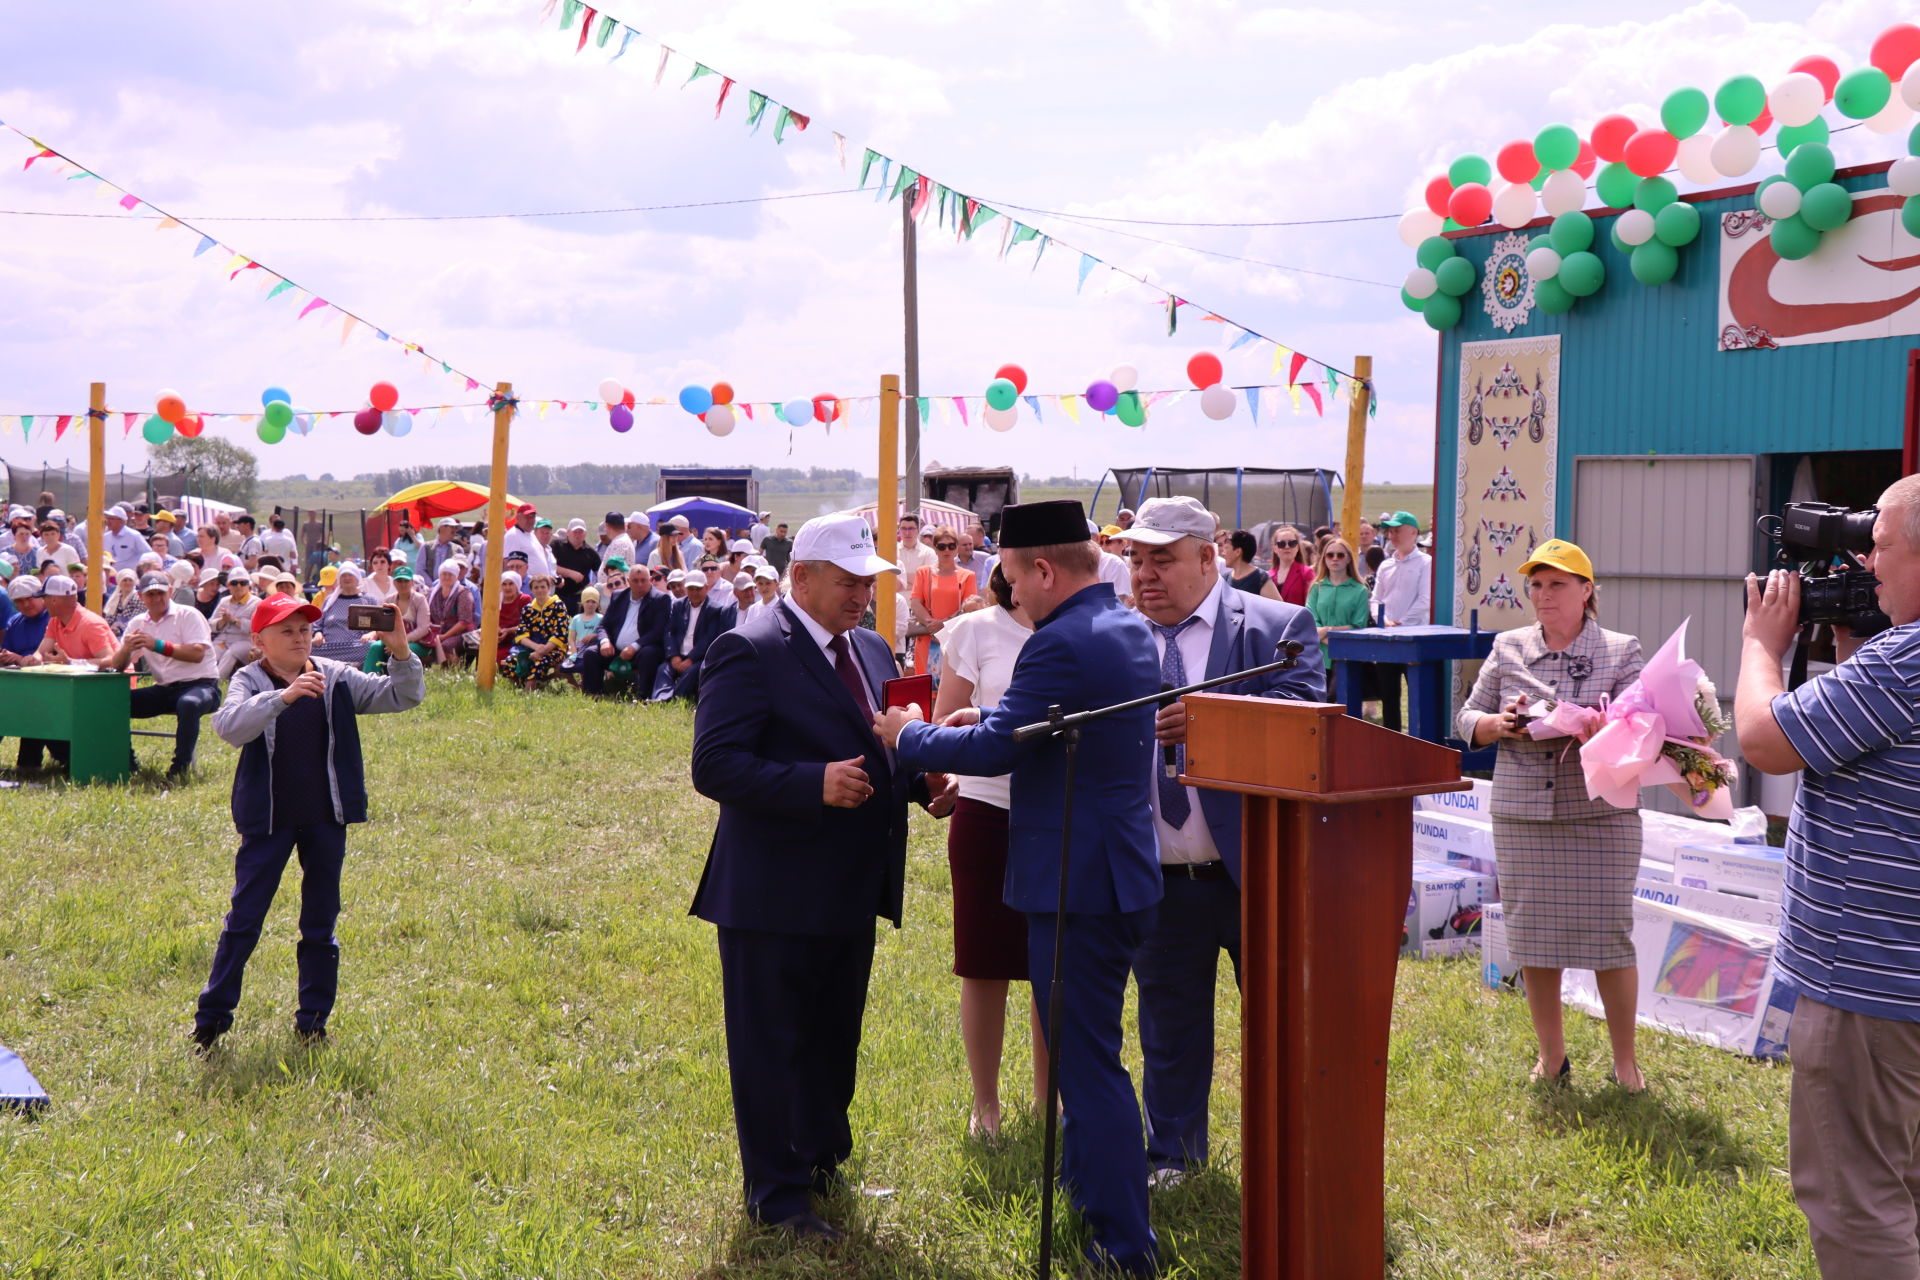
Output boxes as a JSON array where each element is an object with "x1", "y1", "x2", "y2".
[
  {"x1": 1341, "y1": 355, "x2": 1373, "y2": 543},
  {"x1": 876, "y1": 375, "x2": 899, "y2": 649},
  {"x1": 87, "y1": 382, "x2": 106, "y2": 607},
  {"x1": 476, "y1": 382, "x2": 513, "y2": 693}
]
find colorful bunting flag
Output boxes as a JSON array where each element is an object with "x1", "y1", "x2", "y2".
[
  {"x1": 714, "y1": 76, "x2": 735, "y2": 118},
  {"x1": 575, "y1": 7, "x2": 597, "y2": 53}
]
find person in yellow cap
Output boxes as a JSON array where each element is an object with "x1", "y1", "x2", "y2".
[
  {"x1": 151, "y1": 509, "x2": 188, "y2": 558},
  {"x1": 1455, "y1": 537, "x2": 1654, "y2": 1093},
  {"x1": 311, "y1": 564, "x2": 338, "y2": 607}
]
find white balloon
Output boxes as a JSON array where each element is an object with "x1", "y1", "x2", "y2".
[
  {"x1": 1398, "y1": 207, "x2": 1444, "y2": 248},
  {"x1": 1710, "y1": 125, "x2": 1761, "y2": 178},
  {"x1": 1541, "y1": 169, "x2": 1586, "y2": 217},
  {"x1": 984, "y1": 405, "x2": 1017, "y2": 432},
  {"x1": 1759, "y1": 180, "x2": 1802, "y2": 220},
  {"x1": 1525, "y1": 247, "x2": 1562, "y2": 281},
  {"x1": 1615, "y1": 208, "x2": 1656, "y2": 246},
  {"x1": 1770, "y1": 72, "x2": 1826, "y2": 128},
  {"x1": 1493, "y1": 182, "x2": 1537, "y2": 228},
  {"x1": 290, "y1": 413, "x2": 313, "y2": 437},
  {"x1": 1904, "y1": 61, "x2": 1920, "y2": 111},
  {"x1": 1866, "y1": 96, "x2": 1913, "y2": 135},
  {"x1": 1676, "y1": 133, "x2": 1720, "y2": 185},
  {"x1": 1890, "y1": 156, "x2": 1920, "y2": 198},
  {"x1": 1200, "y1": 384, "x2": 1237, "y2": 421},
  {"x1": 1110, "y1": 363, "x2": 1139, "y2": 392},
  {"x1": 1404, "y1": 267, "x2": 1439, "y2": 299},
  {"x1": 703, "y1": 405, "x2": 736, "y2": 437},
  {"x1": 597, "y1": 377, "x2": 624, "y2": 404}
]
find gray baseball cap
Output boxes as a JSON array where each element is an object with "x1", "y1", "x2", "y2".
[{"x1": 1110, "y1": 496, "x2": 1215, "y2": 547}]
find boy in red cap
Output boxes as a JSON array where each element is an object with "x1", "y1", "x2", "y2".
[{"x1": 194, "y1": 593, "x2": 423, "y2": 1053}]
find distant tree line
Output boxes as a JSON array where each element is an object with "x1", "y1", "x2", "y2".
[{"x1": 349, "y1": 464, "x2": 870, "y2": 496}]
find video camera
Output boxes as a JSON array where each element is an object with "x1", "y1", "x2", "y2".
[{"x1": 1756, "y1": 501, "x2": 1891, "y2": 637}]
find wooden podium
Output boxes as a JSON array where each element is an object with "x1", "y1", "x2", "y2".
[{"x1": 1180, "y1": 694, "x2": 1466, "y2": 1280}]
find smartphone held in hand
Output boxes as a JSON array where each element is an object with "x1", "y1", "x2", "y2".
[{"x1": 346, "y1": 604, "x2": 398, "y2": 633}]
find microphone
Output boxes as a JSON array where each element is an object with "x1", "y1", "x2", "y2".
[{"x1": 1160, "y1": 683, "x2": 1179, "y2": 777}]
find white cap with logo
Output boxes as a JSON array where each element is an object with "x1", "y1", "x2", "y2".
[
  {"x1": 1110, "y1": 496, "x2": 1216, "y2": 547},
  {"x1": 791, "y1": 514, "x2": 899, "y2": 577}
]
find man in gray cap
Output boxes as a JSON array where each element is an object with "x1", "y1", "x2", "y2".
[{"x1": 103, "y1": 572, "x2": 222, "y2": 778}]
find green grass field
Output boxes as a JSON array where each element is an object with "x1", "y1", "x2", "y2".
[{"x1": 0, "y1": 673, "x2": 1808, "y2": 1278}]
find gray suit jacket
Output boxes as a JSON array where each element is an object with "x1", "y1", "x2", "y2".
[{"x1": 1457, "y1": 619, "x2": 1644, "y2": 822}]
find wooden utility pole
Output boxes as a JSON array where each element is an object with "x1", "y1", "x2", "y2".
[
  {"x1": 876, "y1": 375, "x2": 900, "y2": 648},
  {"x1": 902, "y1": 200, "x2": 922, "y2": 519},
  {"x1": 87, "y1": 382, "x2": 106, "y2": 607},
  {"x1": 1341, "y1": 355, "x2": 1374, "y2": 543},
  {"x1": 476, "y1": 382, "x2": 513, "y2": 693}
]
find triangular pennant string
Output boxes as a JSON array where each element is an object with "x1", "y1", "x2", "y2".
[
  {"x1": 1077, "y1": 254, "x2": 1098, "y2": 293},
  {"x1": 746, "y1": 91, "x2": 768, "y2": 133},
  {"x1": 575, "y1": 7, "x2": 597, "y2": 53},
  {"x1": 714, "y1": 76, "x2": 735, "y2": 118}
]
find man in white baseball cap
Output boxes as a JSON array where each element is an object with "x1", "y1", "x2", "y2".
[
  {"x1": 688, "y1": 509, "x2": 948, "y2": 1242},
  {"x1": 627, "y1": 511, "x2": 657, "y2": 566}
]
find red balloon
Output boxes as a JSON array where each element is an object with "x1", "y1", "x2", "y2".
[
  {"x1": 1495, "y1": 140, "x2": 1538, "y2": 184},
  {"x1": 1873, "y1": 24, "x2": 1920, "y2": 80},
  {"x1": 812, "y1": 394, "x2": 843, "y2": 424},
  {"x1": 1790, "y1": 55, "x2": 1841, "y2": 100},
  {"x1": 994, "y1": 363, "x2": 1028, "y2": 394},
  {"x1": 354, "y1": 407, "x2": 383, "y2": 435},
  {"x1": 620, "y1": 389, "x2": 635, "y2": 409},
  {"x1": 1748, "y1": 104, "x2": 1773, "y2": 136},
  {"x1": 1623, "y1": 128, "x2": 1678, "y2": 178},
  {"x1": 369, "y1": 381, "x2": 399, "y2": 411},
  {"x1": 176, "y1": 414, "x2": 204, "y2": 438},
  {"x1": 1572, "y1": 139, "x2": 1597, "y2": 178},
  {"x1": 1447, "y1": 182, "x2": 1493, "y2": 227},
  {"x1": 1423, "y1": 174, "x2": 1453, "y2": 218},
  {"x1": 711, "y1": 381, "x2": 735, "y2": 406},
  {"x1": 1186, "y1": 352, "x2": 1224, "y2": 390},
  {"x1": 1590, "y1": 114, "x2": 1640, "y2": 163}
]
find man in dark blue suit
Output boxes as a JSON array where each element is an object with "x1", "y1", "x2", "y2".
[
  {"x1": 875, "y1": 499, "x2": 1163, "y2": 1277},
  {"x1": 690, "y1": 513, "x2": 952, "y2": 1242},
  {"x1": 1116, "y1": 496, "x2": 1324, "y2": 1187},
  {"x1": 653, "y1": 571, "x2": 735, "y2": 702},
  {"x1": 580, "y1": 563, "x2": 668, "y2": 698}
]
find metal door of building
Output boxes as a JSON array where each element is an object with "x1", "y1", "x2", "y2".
[{"x1": 1573, "y1": 454, "x2": 1760, "y2": 806}]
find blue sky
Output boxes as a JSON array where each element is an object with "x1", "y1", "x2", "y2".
[{"x1": 0, "y1": 0, "x2": 1908, "y2": 486}]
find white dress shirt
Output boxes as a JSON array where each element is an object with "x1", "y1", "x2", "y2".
[
  {"x1": 1147, "y1": 576, "x2": 1226, "y2": 865},
  {"x1": 1371, "y1": 546, "x2": 1432, "y2": 626},
  {"x1": 500, "y1": 526, "x2": 554, "y2": 580},
  {"x1": 679, "y1": 599, "x2": 705, "y2": 656},
  {"x1": 782, "y1": 598, "x2": 879, "y2": 707}
]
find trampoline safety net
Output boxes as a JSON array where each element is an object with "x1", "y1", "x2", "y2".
[{"x1": 1103, "y1": 467, "x2": 1339, "y2": 534}]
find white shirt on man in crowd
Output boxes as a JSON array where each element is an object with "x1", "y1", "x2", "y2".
[
  {"x1": 1371, "y1": 544, "x2": 1432, "y2": 626},
  {"x1": 122, "y1": 600, "x2": 220, "y2": 683},
  {"x1": 501, "y1": 523, "x2": 554, "y2": 581}
]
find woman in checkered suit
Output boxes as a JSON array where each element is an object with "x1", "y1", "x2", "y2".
[{"x1": 1457, "y1": 539, "x2": 1647, "y2": 1092}]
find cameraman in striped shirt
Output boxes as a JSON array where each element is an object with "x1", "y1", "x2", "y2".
[{"x1": 1738, "y1": 474, "x2": 1920, "y2": 1280}]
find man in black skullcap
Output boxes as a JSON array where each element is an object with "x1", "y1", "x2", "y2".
[{"x1": 874, "y1": 498, "x2": 1162, "y2": 1276}]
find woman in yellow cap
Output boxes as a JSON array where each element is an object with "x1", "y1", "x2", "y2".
[{"x1": 1457, "y1": 538, "x2": 1649, "y2": 1091}]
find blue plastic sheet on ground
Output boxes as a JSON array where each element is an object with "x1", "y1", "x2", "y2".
[{"x1": 0, "y1": 1042, "x2": 48, "y2": 1112}]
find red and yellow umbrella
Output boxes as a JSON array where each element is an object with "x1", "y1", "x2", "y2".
[{"x1": 374, "y1": 480, "x2": 525, "y2": 528}]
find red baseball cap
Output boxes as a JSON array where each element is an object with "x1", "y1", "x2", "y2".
[
  {"x1": 517, "y1": 503, "x2": 538, "y2": 517},
  {"x1": 252, "y1": 593, "x2": 322, "y2": 633}
]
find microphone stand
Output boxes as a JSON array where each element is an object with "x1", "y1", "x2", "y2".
[{"x1": 1018, "y1": 639, "x2": 1303, "y2": 1280}]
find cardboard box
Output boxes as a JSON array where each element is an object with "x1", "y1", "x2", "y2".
[
  {"x1": 1674, "y1": 842, "x2": 1786, "y2": 901},
  {"x1": 1411, "y1": 810, "x2": 1499, "y2": 891},
  {"x1": 1416, "y1": 777, "x2": 1492, "y2": 821},
  {"x1": 1480, "y1": 901, "x2": 1522, "y2": 993},
  {"x1": 1641, "y1": 806, "x2": 1769, "y2": 867},
  {"x1": 1562, "y1": 885, "x2": 1795, "y2": 1059},
  {"x1": 1404, "y1": 860, "x2": 1496, "y2": 959},
  {"x1": 1638, "y1": 858, "x2": 1674, "y2": 885}
]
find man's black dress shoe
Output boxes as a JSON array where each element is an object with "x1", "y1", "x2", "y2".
[{"x1": 771, "y1": 1211, "x2": 844, "y2": 1243}]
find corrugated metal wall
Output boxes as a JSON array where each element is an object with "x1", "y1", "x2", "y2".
[{"x1": 1433, "y1": 167, "x2": 1911, "y2": 627}]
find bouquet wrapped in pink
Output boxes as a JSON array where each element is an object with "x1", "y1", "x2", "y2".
[{"x1": 1524, "y1": 619, "x2": 1738, "y2": 819}]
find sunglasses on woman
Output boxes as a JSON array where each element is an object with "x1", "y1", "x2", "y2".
[
  {"x1": 934, "y1": 541, "x2": 958, "y2": 550},
  {"x1": 1324, "y1": 552, "x2": 1349, "y2": 560},
  {"x1": 1275, "y1": 539, "x2": 1300, "y2": 549}
]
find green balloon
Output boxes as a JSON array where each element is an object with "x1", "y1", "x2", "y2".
[
  {"x1": 1529, "y1": 167, "x2": 1549, "y2": 191},
  {"x1": 1910, "y1": 121, "x2": 1920, "y2": 158},
  {"x1": 985, "y1": 378, "x2": 1018, "y2": 411},
  {"x1": 1595, "y1": 161, "x2": 1639, "y2": 210},
  {"x1": 1714, "y1": 74, "x2": 1767, "y2": 127},
  {"x1": 1534, "y1": 276, "x2": 1575, "y2": 315},
  {"x1": 1400, "y1": 287, "x2": 1426, "y2": 313},
  {"x1": 1630, "y1": 240, "x2": 1678, "y2": 286},
  {"x1": 1533, "y1": 123, "x2": 1581, "y2": 171},
  {"x1": 1905, "y1": 195, "x2": 1920, "y2": 239},
  {"x1": 1528, "y1": 234, "x2": 1552, "y2": 253},
  {"x1": 1448, "y1": 154, "x2": 1493, "y2": 188},
  {"x1": 262, "y1": 399, "x2": 295, "y2": 429},
  {"x1": 1421, "y1": 292, "x2": 1463, "y2": 331},
  {"x1": 1634, "y1": 176, "x2": 1678, "y2": 213},
  {"x1": 1835, "y1": 66, "x2": 1892, "y2": 120},
  {"x1": 1609, "y1": 223, "x2": 1632, "y2": 254},
  {"x1": 1415, "y1": 236, "x2": 1454, "y2": 271},
  {"x1": 1558, "y1": 250, "x2": 1605, "y2": 298},
  {"x1": 1800, "y1": 182, "x2": 1852, "y2": 232},
  {"x1": 1442, "y1": 217, "x2": 1463, "y2": 231},
  {"x1": 141, "y1": 416, "x2": 172, "y2": 445},
  {"x1": 256, "y1": 420, "x2": 287, "y2": 445},
  {"x1": 1785, "y1": 143, "x2": 1835, "y2": 191},
  {"x1": 1777, "y1": 117, "x2": 1830, "y2": 158},
  {"x1": 1661, "y1": 86, "x2": 1710, "y2": 139},
  {"x1": 1434, "y1": 255, "x2": 1477, "y2": 297},
  {"x1": 1116, "y1": 391, "x2": 1146, "y2": 427},
  {"x1": 1770, "y1": 213, "x2": 1820, "y2": 261},
  {"x1": 1548, "y1": 211, "x2": 1594, "y2": 255},
  {"x1": 1654, "y1": 201, "x2": 1701, "y2": 247}
]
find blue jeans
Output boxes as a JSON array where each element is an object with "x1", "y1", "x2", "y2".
[
  {"x1": 129, "y1": 677, "x2": 220, "y2": 770},
  {"x1": 1134, "y1": 875, "x2": 1242, "y2": 1170},
  {"x1": 195, "y1": 823, "x2": 347, "y2": 1035}
]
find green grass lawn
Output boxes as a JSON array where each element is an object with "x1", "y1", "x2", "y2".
[{"x1": 0, "y1": 674, "x2": 1808, "y2": 1278}]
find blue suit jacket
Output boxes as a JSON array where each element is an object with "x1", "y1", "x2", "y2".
[
  {"x1": 593, "y1": 586, "x2": 670, "y2": 665},
  {"x1": 690, "y1": 602, "x2": 925, "y2": 934},
  {"x1": 1189, "y1": 588, "x2": 1325, "y2": 884},
  {"x1": 897, "y1": 583, "x2": 1163, "y2": 915},
  {"x1": 665, "y1": 596, "x2": 737, "y2": 665}
]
